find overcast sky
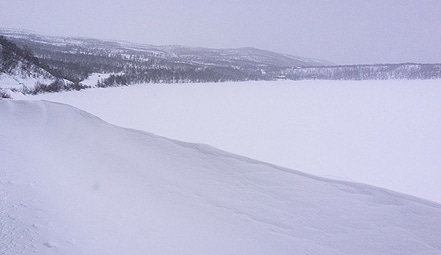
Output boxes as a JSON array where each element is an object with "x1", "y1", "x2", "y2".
[{"x1": 1, "y1": 0, "x2": 440, "y2": 64}]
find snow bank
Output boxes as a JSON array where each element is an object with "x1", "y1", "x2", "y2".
[{"x1": 1, "y1": 100, "x2": 440, "y2": 254}]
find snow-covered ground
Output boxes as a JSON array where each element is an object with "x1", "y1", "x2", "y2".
[
  {"x1": 1, "y1": 100, "x2": 440, "y2": 254},
  {"x1": 28, "y1": 80, "x2": 441, "y2": 203},
  {"x1": 80, "y1": 72, "x2": 123, "y2": 87},
  {"x1": 0, "y1": 72, "x2": 54, "y2": 90}
]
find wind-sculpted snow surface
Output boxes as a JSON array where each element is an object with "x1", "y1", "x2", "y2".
[{"x1": 1, "y1": 100, "x2": 441, "y2": 254}]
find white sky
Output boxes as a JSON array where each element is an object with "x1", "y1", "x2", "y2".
[{"x1": 1, "y1": 0, "x2": 440, "y2": 64}]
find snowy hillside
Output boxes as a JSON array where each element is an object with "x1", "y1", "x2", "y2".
[
  {"x1": 1, "y1": 100, "x2": 441, "y2": 254},
  {"x1": 0, "y1": 35, "x2": 72, "y2": 93},
  {"x1": 1, "y1": 29, "x2": 331, "y2": 86},
  {"x1": 1, "y1": 29, "x2": 440, "y2": 96}
]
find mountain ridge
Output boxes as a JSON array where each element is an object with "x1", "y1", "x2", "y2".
[
  {"x1": 1, "y1": 29, "x2": 330, "y2": 86},
  {"x1": 1, "y1": 29, "x2": 440, "y2": 96}
]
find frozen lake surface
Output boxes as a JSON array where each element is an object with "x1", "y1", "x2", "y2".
[{"x1": 29, "y1": 79, "x2": 441, "y2": 202}]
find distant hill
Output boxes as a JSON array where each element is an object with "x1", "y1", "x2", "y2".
[
  {"x1": 281, "y1": 63, "x2": 441, "y2": 80},
  {"x1": 1, "y1": 29, "x2": 440, "y2": 96},
  {"x1": 0, "y1": 29, "x2": 330, "y2": 89}
]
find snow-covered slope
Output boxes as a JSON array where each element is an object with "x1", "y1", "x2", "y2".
[
  {"x1": 0, "y1": 70, "x2": 55, "y2": 91},
  {"x1": 0, "y1": 35, "x2": 69, "y2": 93},
  {"x1": 1, "y1": 29, "x2": 333, "y2": 86},
  {"x1": 1, "y1": 29, "x2": 330, "y2": 68},
  {"x1": 1, "y1": 100, "x2": 440, "y2": 254}
]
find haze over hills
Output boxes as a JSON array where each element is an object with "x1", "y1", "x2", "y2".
[
  {"x1": 0, "y1": 29, "x2": 329, "y2": 89},
  {"x1": 1, "y1": 29, "x2": 440, "y2": 95}
]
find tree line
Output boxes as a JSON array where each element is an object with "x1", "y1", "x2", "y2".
[
  {"x1": 2, "y1": 34, "x2": 440, "y2": 96},
  {"x1": 281, "y1": 64, "x2": 441, "y2": 80}
]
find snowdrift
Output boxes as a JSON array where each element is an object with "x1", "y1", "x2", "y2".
[{"x1": 1, "y1": 100, "x2": 440, "y2": 255}]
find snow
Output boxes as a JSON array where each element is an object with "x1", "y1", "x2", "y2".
[
  {"x1": 0, "y1": 72, "x2": 53, "y2": 90},
  {"x1": 80, "y1": 72, "x2": 123, "y2": 87},
  {"x1": 27, "y1": 80, "x2": 441, "y2": 203},
  {"x1": 1, "y1": 100, "x2": 440, "y2": 254}
]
